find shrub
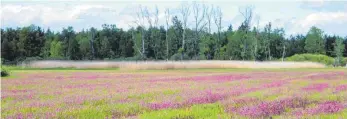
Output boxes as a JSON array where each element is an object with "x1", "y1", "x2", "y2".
[
  {"x1": 170, "y1": 53, "x2": 189, "y2": 61},
  {"x1": 285, "y1": 54, "x2": 334, "y2": 66},
  {"x1": 342, "y1": 57, "x2": 347, "y2": 66},
  {"x1": 109, "y1": 55, "x2": 143, "y2": 61},
  {"x1": 45, "y1": 57, "x2": 67, "y2": 60},
  {"x1": 1, "y1": 66, "x2": 10, "y2": 77}
]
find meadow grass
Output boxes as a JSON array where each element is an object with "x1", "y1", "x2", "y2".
[
  {"x1": 140, "y1": 103, "x2": 230, "y2": 119},
  {"x1": 1, "y1": 68, "x2": 347, "y2": 118}
]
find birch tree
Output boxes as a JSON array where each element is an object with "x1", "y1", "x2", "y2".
[
  {"x1": 165, "y1": 8, "x2": 170, "y2": 60},
  {"x1": 192, "y1": 1, "x2": 207, "y2": 59},
  {"x1": 133, "y1": 5, "x2": 147, "y2": 59},
  {"x1": 213, "y1": 6, "x2": 222, "y2": 59},
  {"x1": 239, "y1": 6, "x2": 253, "y2": 60},
  {"x1": 180, "y1": 2, "x2": 191, "y2": 60},
  {"x1": 205, "y1": 5, "x2": 213, "y2": 34}
]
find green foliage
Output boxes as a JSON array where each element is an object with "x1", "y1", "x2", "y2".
[
  {"x1": 23, "y1": 57, "x2": 43, "y2": 62},
  {"x1": 200, "y1": 35, "x2": 216, "y2": 60},
  {"x1": 50, "y1": 39, "x2": 63, "y2": 58},
  {"x1": 285, "y1": 53, "x2": 334, "y2": 65},
  {"x1": 1, "y1": 66, "x2": 10, "y2": 77},
  {"x1": 140, "y1": 103, "x2": 229, "y2": 119},
  {"x1": 227, "y1": 30, "x2": 243, "y2": 60},
  {"x1": 286, "y1": 35, "x2": 306, "y2": 57},
  {"x1": 67, "y1": 38, "x2": 81, "y2": 60},
  {"x1": 305, "y1": 26, "x2": 325, "y2": 54},
  {"x1": 334, "y1": 37, "x2": 345, "y2": 66},
  {"x1": 1, "y1": 19, "x2": 345, "y2": 63},
  {"x1": 170, "y1": 53, "x2": 189, "y2": 61}
]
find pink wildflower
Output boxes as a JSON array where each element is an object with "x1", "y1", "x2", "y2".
[
  {"x1": 148, "y1": 102, "x2": 180, "y2": 110},
  {"x1": 335, "y1": 85, "x2": 347, "y2": 92},
  {"x1": 302, "y1": 83, "x2": 329, "y2": 92}
]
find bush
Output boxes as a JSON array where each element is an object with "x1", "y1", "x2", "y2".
[
  {"x1": 285, "y1": 54, "x2": 334, "y2": 66},
  {"x1": 170, "y1": 53, "x2": 189, "y2": 61},
  {"x1": 342, "y1": 57, "x2": 347, "y2": 66},
  {"x1": 45, "y1": 57, "x2": 67, "y2": 60},
  {"x1": 110, "y1": 55, "x2": 143, "y2": 61},
  {"x1": 1, "y1": 67, "x2": 10, "y2": 77}
]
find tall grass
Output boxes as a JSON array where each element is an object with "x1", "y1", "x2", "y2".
[{"x1": 24, "y1": 60, "x2": 325, "y2": 70}]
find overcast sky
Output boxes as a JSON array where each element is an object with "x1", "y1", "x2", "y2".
[{"x1": 1, "y1": 0, "x2": 347, "y2": 37}]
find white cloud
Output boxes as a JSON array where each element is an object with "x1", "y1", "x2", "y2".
[
  {"x1": 1, "y1": 4, "x2": 114, "y2": 29},
  {"x1": 1, "y1": 1, "x2": 347, "y2": 36},
  {"x1": 1, "y1": 5, "x2": 40, "y2": 25},
  {"x1": 287, "y1": 12, "x2": 347, "y2": 35},
  {"x1": 301, "y1": 12, "x2": 347, "y2": 27}
]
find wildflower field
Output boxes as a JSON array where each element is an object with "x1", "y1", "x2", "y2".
[{"x1": 1, "y1": 68, "x2": 347, "y2": 119}]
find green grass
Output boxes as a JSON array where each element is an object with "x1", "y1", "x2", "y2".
[
  {"x1": 39, "y1": 95, "x2": 55, "y2": 100},
  {"x1": 1, "y1": 97, "x2": 14, "y2": 110},
  {"x1": 109, "y1": 103, "x2": 144, "y2": 118},
  {"x1": 127, "y1": 90, "x2": 179, "y2": 101},
  {"x1": 127, "y1": 92, "x2": 158, "y2": 100},
  {"x1": 241, "y1": 90, "x2": 264, "y2": 99},
  {"x1": 162, "y1": 89, "x2": 180, "y2": 95},
  {"x1": 140, "y1": 103, "x2": 230, "y2": 119},
  {"x1": 57, "y1": 102, "x2": 144, "y2": 119},
  {"x1": 301, "y1": 109, "x2": 347, "y2": 119},
  {"x1": 57, "y1": 107, "x2": 112, "y2": 119}
]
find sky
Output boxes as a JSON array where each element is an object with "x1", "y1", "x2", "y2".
[{"x1": 1, "y1": 0, "x2": 347, "y2": 37}]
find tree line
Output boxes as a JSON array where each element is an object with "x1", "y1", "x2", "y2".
[{"x1": 1, "y1": 2, "x2": 347, "y2": 64}]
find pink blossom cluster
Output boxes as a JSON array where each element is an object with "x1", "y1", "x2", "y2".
[
  {"x1": 302, "y1": 83, "x2": 329, "y2": 92},
  {"x1": 235, "y1": 97, "x2": 311, "y2": 117},
  {"x1": 335, "y1": 84, "x2": 347, "y2": 92},
  {"x1": 63, "y1": 83, "x2": 109, "y2": 89},
  {"x1": 64, "y1": 96, "x2": 88, "y2": 105},
  {"x1": 307, "y1": 72, "x2": 345, "y2": 80},
  {"x1": 294, "y1": 101, "x2": 344, "y2": 116},
  {"x1": 150, "y1": 74, "x2": 250, "y2": 82},
  {"x1": 146, "y1": 91, "x2": 226, "y2": 110},
  {"x1": 28, "y1": 102, "x2": 55, "y2": 107},
  {"x1": 315, "y1": 101, "x2": 344, "y2": 114},
  {"x1": 230, "y1": 87, "x2": 260, "y2": 97},
  {"x1": 279, "y1": 97, "x2": 311, "y2": 108},
  {"x1": 147, "y1": 102, "x2": 181, "y2": 110},
  {"x1": 238, "y1": 101, "x2": 285, "y2": 117},
  {"x1": 11, "y1": 113, "x2": 33, "y2": 119},
  {"x1": 262, "y1": 80, "x2": 288, "y2": 88},
  {"x1": 185, "y1": 91, "x2": 225, "y2": 105},
  {"x1": 6, "y1": 89, "x2": 31, "y2": 93}
]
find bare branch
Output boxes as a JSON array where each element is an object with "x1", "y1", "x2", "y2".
[
  {"x1": 165, "y1": 8, "x2": 170, "y2": 29},
  {"x1": 213, "y1": 6, "x2": 222, "y2": 31},
  {"x1": 180, "y1": 1, "x2": 191, "y2": 51},
  {"x1": 143, "y1": 7, "x2": 152, "y2": 28},
  {"x1": 154, "y1": 5, "x2": 159, "y2": 28},
  {"x1": 205, "y1": 5, "x2": 213, "y2": 33},
  {"x1": 193, "y1": 1, "x2": 207, "y2": 34},
  {"x1": 239, "y1": 6, "x2": 254, "y2": 30},
  {"x1": 180, "y1": 1, "x2": 191, "y2": 28}
]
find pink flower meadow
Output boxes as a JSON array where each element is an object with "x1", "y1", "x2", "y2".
[{"x1": 2, "y1": 70, "x2": 347, "y2": 118}]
